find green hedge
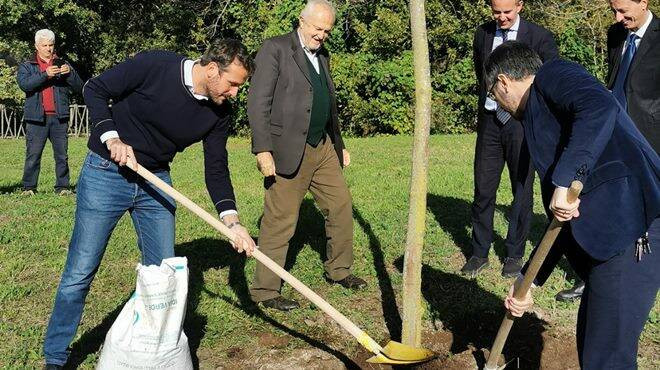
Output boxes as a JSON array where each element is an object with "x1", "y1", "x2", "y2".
[{"x1": 1, "y1": 0, "x2": 657, "y2": 135}]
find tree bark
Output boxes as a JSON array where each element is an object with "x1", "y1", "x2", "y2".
[{"x1": 401, "y1": 0, "x2": 433, "y2": 347}]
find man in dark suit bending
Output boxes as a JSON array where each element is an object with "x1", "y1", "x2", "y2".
[
  {"x1": 464, "y1": 0, "x2": 559, "y2": 278},
  {"x1": 488, "y1": 41, "x2": 660, "y2": 369},
  {"x1": 556, "y1": 0, "x2": 659, "y2": 302}
]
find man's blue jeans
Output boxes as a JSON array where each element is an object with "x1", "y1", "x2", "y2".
[
  {"x1": 43, "y1": 151, "x2": 176, "y2": 366},
  {"x1": 22, "y1": 116, "x2": 70, "y2": 191}
]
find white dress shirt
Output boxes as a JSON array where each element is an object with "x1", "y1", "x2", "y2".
[
  {"x1": 485, "y1": 15, "x2": 521, "y2": 112},
  {"x1": 297, "y1": 30, "x2": 320, "y2": 74},
  {"x1": 621, "y1": 10, "x2": 653, "y2": 55}
]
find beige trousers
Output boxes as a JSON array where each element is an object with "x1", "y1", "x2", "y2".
[{"x1": 250, "y1": 137, "x2": 354, "y2": 302}]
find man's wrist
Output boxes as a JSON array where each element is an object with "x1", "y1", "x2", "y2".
[
  {"x1": 101, "y1": 130, "x2": 120, "y2": 145},
  {"x1": 220, "y1": 210, "x2": 239, "y2": 226}
]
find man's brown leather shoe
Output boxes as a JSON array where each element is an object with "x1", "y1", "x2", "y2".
[
  {"x1": 260, "y1": 296, "x2": 300, "y2": 311},
  {"x1": 328, "y1": 274, "x2": 367, "y2": 290}
]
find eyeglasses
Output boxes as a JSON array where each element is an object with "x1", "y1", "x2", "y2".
[{"x1": 486, "y1": 79, "x2": 498, "y2": 101}]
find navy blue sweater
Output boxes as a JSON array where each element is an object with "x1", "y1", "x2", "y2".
[{"x1": 83, "y1": 50, "x2": 237, "y2": 213}]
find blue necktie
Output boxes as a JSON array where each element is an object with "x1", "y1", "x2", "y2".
[{"x1": 612, "y1": 33, "x2": 638, "y2": 109}]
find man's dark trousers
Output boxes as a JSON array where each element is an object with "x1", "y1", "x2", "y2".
[
  {"x1": 563, "y1": 219, "x2": 660, "y2": 369},
  {"x1": 22, "y1": 115, "x2": 70, "y2": 191},
  {"x1": 471, "y1": 111, "x2": 534, "y2": 259}
]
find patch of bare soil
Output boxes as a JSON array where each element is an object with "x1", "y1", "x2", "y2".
[
  {"x1": 203, "y1": 312, "x2": 578, "y2": 369},
  {"x1": 217, "y1": 347, "x2": 347, "y2": 369},
  {"x1": 348, "y1": 326, "x2": 578, "y2": 370},
  {"x1": 258, "y1": 332, "x2": 291, "y2": 348}
]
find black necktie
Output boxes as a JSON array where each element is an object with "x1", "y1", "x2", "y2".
[{"x1": 496, "y1": 28, "x2": 512, "y2": 124}]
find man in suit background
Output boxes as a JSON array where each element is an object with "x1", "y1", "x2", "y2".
[
  {"x1": 247, "y1": 0, "x2": 366, "y2": 312},
  {"x1": 487, "y1": 41, "x2": 660, "y2": 369},
  {"x1": 608, "y1": 0, "x2": 659, "y2": 150},
  {"x1": 555, "y1": 0, "x2": 659, "y2": 302},
  {"x1": 464, "y1": 0, "x2": 559, "y2": 278}
]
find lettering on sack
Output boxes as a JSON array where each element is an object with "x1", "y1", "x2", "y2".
[
  {"x1": 117, "y1": 360, "x2": 178, "y2": 369},
  {"x1": 145, "y1": 298, "x2": 177, "y2": 311}
]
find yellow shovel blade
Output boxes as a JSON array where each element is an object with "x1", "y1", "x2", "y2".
[
  {"x1": 366, "y1": 341, "x2": 436, "y2": 364},
  {"x1": 366, "y1": 353, "x2": 428, "y2": 364}
]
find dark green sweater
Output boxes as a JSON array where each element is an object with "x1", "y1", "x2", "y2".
[{"x1": 305, "y1": 56, "x2": 331, "y2": 146}]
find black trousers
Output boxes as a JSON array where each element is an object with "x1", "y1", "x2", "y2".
[{"x1": 470, "y1": 112, "x2": 534, "y2": 258}]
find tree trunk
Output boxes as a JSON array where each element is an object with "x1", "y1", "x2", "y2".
[{"x1": 401, "y1": 0, "x2": 433, "y2": 347}]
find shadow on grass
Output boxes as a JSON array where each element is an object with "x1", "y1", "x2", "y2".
[
  {"x1": 0, "y1": 182, "x2": 22, "y2": 194},
  {"x1": 65, "y1": 296, "x2": 131, "y2": 369},
  {"x1": 64, "y1": 235, "x2": 358, "y2": 368},
  {"x1": 426, "y1": 193, "x2": 578, "y2": 282},
  {"x1": 353, "y1": 207, "x2": 402, "y2": 342},
  {"x1": 427, "y1": 193, "x2": 550, "y2": 262},
  {"x1": 393, "y1": 256, "x2": 548, "y2": 369},
  {"x1": 176, "y1": 237, "x2": 360, "y2": 369},
  {"x1": 258, "y1": 197, "x2": 403, "y2": 342}
]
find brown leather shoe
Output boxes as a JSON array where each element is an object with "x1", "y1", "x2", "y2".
[
  {"x1": 260, "y1": 296, "x2": 300, "y2": 311},
  {"x1": 328, "y1": 274, "x2": 367, "y2": 290}
]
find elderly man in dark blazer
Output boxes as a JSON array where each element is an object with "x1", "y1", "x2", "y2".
[
  {"x1": 247, "y1": 0, "x2": 366, "y2": 312},
  {"x1": 465, "y1": 0, "x2": 559, "y2": 278},
  {"x1": 487, "y1": 41, "x2": 660, "y2": 369},
  {"x1": 556, "y1": 0, "x2": 659, "y2": 302}
]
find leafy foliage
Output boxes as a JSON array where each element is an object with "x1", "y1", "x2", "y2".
[{"x1": 1, "y1": 0, "x2": 658, "y2": 135}]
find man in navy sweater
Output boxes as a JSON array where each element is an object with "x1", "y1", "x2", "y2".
[{"x1": 43, "y1": 39, "x2": 255, "y2": 369}]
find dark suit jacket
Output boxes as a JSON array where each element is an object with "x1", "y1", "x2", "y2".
[
  {"x1": 525, "y1": 60, "x2": 660, "y2": 270},
  {"x1": 473, "y1": 18, "x2": 559, "y2": 115},
  {"x1": 248, "y1": 30, "x2": 344, "y2": 176},
  {"x1": 606, "y1": 14, "x2": 660, "y2": 151}
]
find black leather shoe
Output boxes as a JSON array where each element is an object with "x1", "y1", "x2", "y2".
[
  {"x1": 460, "y1": 256, "x2": 489, "y2": 278},
  {"x1": 260, "y1": 296, "x2": 300, "y2": 311},
  {"x1": 328, "y1": 274, "x2": 367, "y2": 290},
  {"x1": 555, "y1": 281, "x2": 585, "y2": 302},
  {"x1": 501, "y1": 257, "x2": 523, "y2": 278},
  {"x1": 44, "y1": 365, "x2": 64, "y2": 370}
]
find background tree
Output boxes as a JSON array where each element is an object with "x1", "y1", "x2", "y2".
[{"x1": 1, "y1": 0, "x2": 657, "y2": 135}]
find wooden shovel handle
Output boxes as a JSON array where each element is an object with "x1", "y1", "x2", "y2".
[
  {"x1": 513, "y1": 181, "x2": 582, "y2": 298},
  {"x1": 485, "y1": 180, "x2": 583, "y2": 370},
  {"x1": 132, "y1": 164, "x2": 385, "y2": 356}
]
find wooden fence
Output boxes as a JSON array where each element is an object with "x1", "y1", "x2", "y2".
[{"x1": 0, "y1": 104, "x2": 90, "y2": 138}]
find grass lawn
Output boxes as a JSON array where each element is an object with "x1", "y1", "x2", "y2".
[{"x1": 0, "y1": 135, "x2": 658, "y2": 369}]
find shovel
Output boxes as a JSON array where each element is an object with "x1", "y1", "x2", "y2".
[
  {"x1": 484, "y1": 180, "x2": 583, "y2": 370},
  {"x1": 131, "y1": 163, "x2": 436, "y2": 365}
]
